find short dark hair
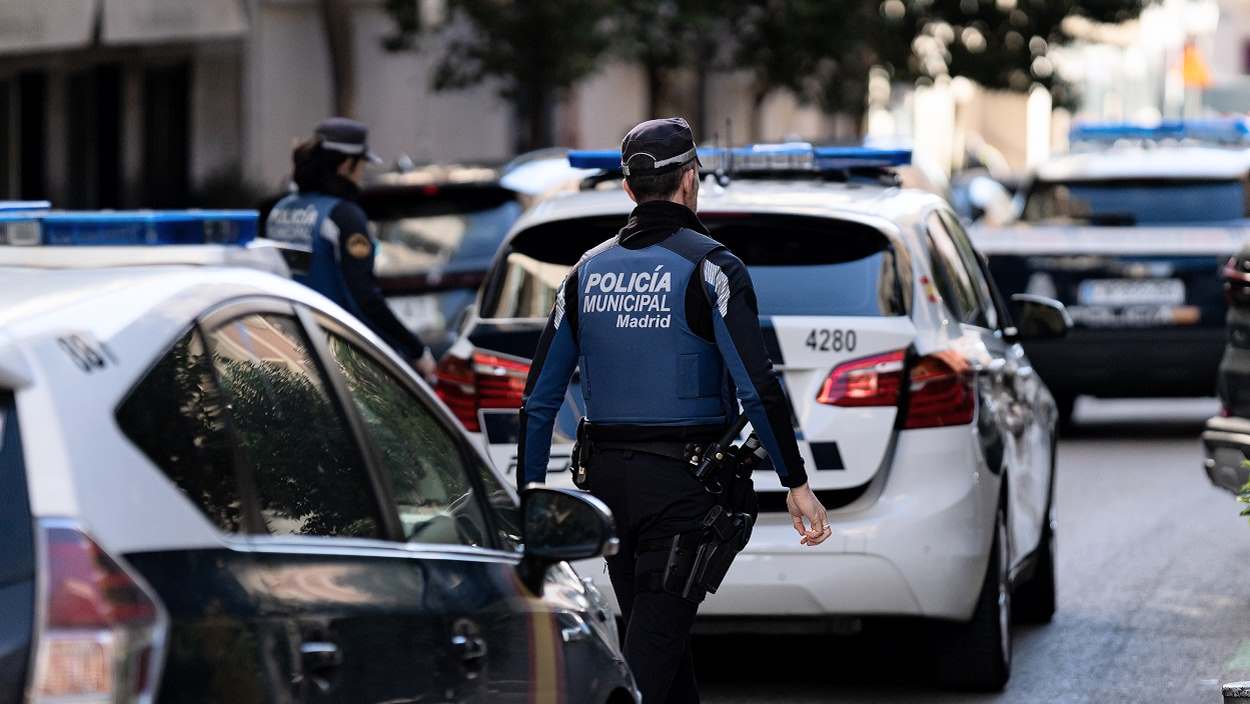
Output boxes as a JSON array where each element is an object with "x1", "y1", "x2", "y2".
[{"x1": 625, "y1": 163, "x2": 692, "y2": 202}]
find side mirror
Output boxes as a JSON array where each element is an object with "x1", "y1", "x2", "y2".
[
  {"x1": 518, "y1": 486, "x2": 618, "y2": 594},
  {"x1": 1009, "y1": 294, "x2": 1071, "y2": 341}
]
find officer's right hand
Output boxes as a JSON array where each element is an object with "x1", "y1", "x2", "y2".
[{"x1": 786, "y1": 483, "x2": 831, "y2": 546}]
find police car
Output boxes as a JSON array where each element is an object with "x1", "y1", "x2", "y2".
[
  {"x1": 437, "y1": 145, "x2": 1069, "y2": 690},
  {"x1": 0, "y1": 210, "x2": 637, "y2": 703},
  {"x1": 971, "y1": 120, "x2": 1250, "y2": 424}
]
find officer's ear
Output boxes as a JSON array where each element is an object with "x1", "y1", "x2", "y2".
[{"x1": 622, "y1": 178, "x2": 640, "y2": 204}]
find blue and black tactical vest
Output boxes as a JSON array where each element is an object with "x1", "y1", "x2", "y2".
[
  {"x1": 265, "y1": 193, "x2": 366, "y2": 320},
  {"x1": 576, "y1": 228, "x2": 730, "y2": 426}
]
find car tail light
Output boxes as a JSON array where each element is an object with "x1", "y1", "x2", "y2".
[
  {"x1": 31, "y1": 520, "x2": 166, "y2": 704},
  {"x1": 902, "y1": 352, "x2": 975, "y2": 429},
  {"x1": 816, "y1": 349, "x2": 975, "y2": 429},
  {"x1": 435, "y1": 351, "x2": 530, "y2": 432},
  {"x1": 816, "y1": 349, "x2": 906, "y2": 407}
]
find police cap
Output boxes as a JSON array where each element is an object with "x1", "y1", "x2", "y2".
[
  {"x1": 620, "y1": 117, "x2": 701, "y2": 176},
  {"x1": 314, "y1": 117, "x2": 382, "y2": 164}
]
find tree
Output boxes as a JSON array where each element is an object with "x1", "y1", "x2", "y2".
[
  {"x1": 609, "y1": 0, "x2": 728, "y2": 133},
  {"x1": 428, "y1": 0, "x2": 616, "y2": 152},
  {"x1": 319, "y1": 0, "x2": 357, "y2": 116},
  {"x1": 901, "y1": 0, "x2": 1145, "y2": 107}
]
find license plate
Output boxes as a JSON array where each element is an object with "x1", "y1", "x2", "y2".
[{"x1": 1077, "y1": 279, "x2": 1185, "y2": 306}]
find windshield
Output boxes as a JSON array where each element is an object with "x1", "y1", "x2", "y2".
[
  {"x1": 1022, "y1": 179, "x2": 1247, "y2": 225},
  {"x1": 370, "y1": 201, "x2": 522, "y2": 276},
  {"x1": 485, "y1": 214, "x2": 908, "y2": 319}
]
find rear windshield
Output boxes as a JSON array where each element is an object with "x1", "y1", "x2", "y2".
[
  {"x1": 360, "y1": 186, "x2": 522, "y2": 276},
  {"x1": 1022, "y1": 178, "x2": 1247, "y2": 225},
  {"x1": 485, "y1": 214, "x2": 908, "y2": 319}
]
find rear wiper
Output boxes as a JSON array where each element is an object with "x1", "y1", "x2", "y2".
[{"x1": 1083, "y1": 213, "x2": 1137, "y2": 226}]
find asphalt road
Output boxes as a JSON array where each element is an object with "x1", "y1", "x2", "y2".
[{"x1": 698, "y1": 398, "x2": 1250, "y2": 704}]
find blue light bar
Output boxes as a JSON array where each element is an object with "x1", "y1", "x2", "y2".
[
  {"x1": 0, "y1": 210, "x2": 259, "y2": 246},
  {"x1": 0, "y1": 201, "x2": 50, "y2": 212},
  {"x1": 567, "y1": 150, "x2": 625, "y2": 171},
  {"x1": 1070, "y1": 118, "x2": 1250, "y2": 145},
  {"x1": 567, "y1": 144, "x2": 912, "y2": 174}
]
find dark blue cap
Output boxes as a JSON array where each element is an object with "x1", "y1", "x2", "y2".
[
  {"x1": 620, "y1": 117, "x2": 700, "y2": 176},
  {"x1": 315, "y1": 117, "x2": 382, "y2": 164}
]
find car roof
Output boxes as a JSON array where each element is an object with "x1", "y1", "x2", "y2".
[
  {"x1": 1034, "y1": 146, "x2": 1250, "y2": 182},
  {"x1": 0, "y1": 265, "x2": 326, "y2": 375},
  {"x1": 509, "y1": 178, "x2": 947, "y2": 243}
]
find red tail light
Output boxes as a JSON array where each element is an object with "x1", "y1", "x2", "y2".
[
  {"x1": 903, "y1": 351, "x2": 975, "y2": 429},
  {"x1": 816, "y1": 349, "x2": 905, "y2": 407},
  {"x1": 817, "y1": 349, "x2": 975, "y2": 429},
  {"x1": 32, "y1": 521, "x2": 166, "y2": 703},
  {"x1": 435, "y1": 351, "x2": 530, "y2": 432}
]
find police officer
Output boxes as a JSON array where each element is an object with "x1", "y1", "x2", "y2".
[
  {"x1": 266, "y1": 118, "x2": 435, "y2": 378},
  {"x1": 519, "y1": 117, "x2": 831, "y2": 703}
]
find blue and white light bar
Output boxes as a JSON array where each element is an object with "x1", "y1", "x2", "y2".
[
  {"x1": 0, "y1": 209, "x2": 259, "y2": 246},
  {"x1": 1070, "y1": 118, "x2": 1250, "y2": 145},
  {"x1": 0, "y1": 200, "x2": 51, "y2": 212},
  {"x1": 567, "y1": 143, "x2": 911, "y2": 174}
]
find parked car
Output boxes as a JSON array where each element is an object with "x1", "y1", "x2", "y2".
[
  {"x1": 0, "y1": 212, "x2": 637, "y2": 704},
  {"x1": 437, "y1": 144, "x2": 1069, "y2": 690},
  {"x1": 971, "y1": 120, "x2": 1250, "y2": 425}
]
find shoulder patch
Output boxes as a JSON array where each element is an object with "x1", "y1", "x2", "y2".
[{"x1": 345, "y1": 232, "x2": 372, "y2": 259}]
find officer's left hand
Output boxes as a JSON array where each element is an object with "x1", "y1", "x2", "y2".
[
  {"x1": 786, "y1": 483, "x2": 832, "y2": 546},
  {"x1": 414, "y1": 348, "x2": 438, "y2": 383}
]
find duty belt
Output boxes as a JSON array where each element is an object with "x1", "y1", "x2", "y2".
[{"x1": 591, "y1": 440, "x2": 693, "y2": 462}]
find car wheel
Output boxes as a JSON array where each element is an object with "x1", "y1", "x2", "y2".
[
  {"x1": 935, "y1": 506, "x2": 1011, "y2": 692},
  {"x1": 1014, "y1": 502, "x2": 1056, "y2": 624}
]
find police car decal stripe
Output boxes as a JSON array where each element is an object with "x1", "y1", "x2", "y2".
[{"x1": 702, "y1": 259, "x2": 730, "y2": 316}]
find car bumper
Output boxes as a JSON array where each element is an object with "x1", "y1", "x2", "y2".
[
  {"x1": 573, "y1": 425, "x2": 999, "y2": 624},
  {"x1": 1202, "y1": 415, "x2": 1250, "y2": 494},
  {"x1": 1024, "y1": 327, "x2": 1224, "y2": 398}
]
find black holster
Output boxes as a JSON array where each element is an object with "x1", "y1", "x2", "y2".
[
  {"x1": 658, "y1": 420, "x2": 763, "y2": 603},
  {"x1": 570, "y1": 418, "x2": 591, "y2": 489}
]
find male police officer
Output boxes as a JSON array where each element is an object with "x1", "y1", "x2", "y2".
[
  {"x1": 519, "y1": 118, "x2": 831, "y2": 703},
  {"x1": 266, "y1": 117, "x2": 435, "y2": 377}
]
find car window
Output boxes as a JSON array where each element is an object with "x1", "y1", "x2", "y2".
[
  {"x1": 1022, "y1": 178, "x2": 1247, "y2": 225},
  {"x1": 938, "y1": 211, "x2": 999, "y2": 329},
  {"x1": 117, "y1": 329, "x2": 243, "y2": 533},
  {"x1": 487, "y1": 214, "x2": 909, "y2": 318},
  {"x1": 321, "y1": 330, "x2": 493, "y2": 547},
  {"x1": 207, "y1": 314, "x2": 381, "y2": 539},
  {"x1": 469, "y1": 453, "x2": 522, "y2": 550},
  {"x1": 926, "y1": 213, "x2": 981, "y2": 325}
]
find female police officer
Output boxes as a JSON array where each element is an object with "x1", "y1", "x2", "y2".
[
  {"x1": 518, "y1": 117, "x2": 831, "y2": 703},
  {"x1": 265, "y1": 117, "x2": 435, "y2": 378}
]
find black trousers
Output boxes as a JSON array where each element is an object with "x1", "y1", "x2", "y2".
[{"x1": 587, "y1": 448, "x2": 717, "y2": 704}]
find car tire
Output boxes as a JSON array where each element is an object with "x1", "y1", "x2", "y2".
[
  {"x1": 1014, "y1": 498, "x2": 1056, "y2": 624},
  {"x1": 935, "y1": 506, "x2": 1011, "y2": 692}
]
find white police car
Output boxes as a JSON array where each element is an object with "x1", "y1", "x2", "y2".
[
  {"x1": 0, "y1": 210, "x2": 637, "y2": 704},
  {"x1": 972, "y1": 119, "x2": 1250, "y2": 424},
  {"x1": 437, "y1": 145, "x2": 1069, "y2": 690}
]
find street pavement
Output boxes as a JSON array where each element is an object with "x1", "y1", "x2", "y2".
[{"x1": 698, "y1": 398, "x2": 1250, "y2": 703}]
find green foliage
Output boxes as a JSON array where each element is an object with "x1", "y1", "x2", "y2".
[
  {"x1": 433, "y1": 0, "x2": 615, "y2": 149},
  {"x1": 1240, "y1": 460, "x2": 1250, "y2": 520},
  {"x1": 382, "y1": 0, "x2": 422, "y2": 51},
  {"x1": 902, "y1": 0, "x2": 1145, "y2": 106}
]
